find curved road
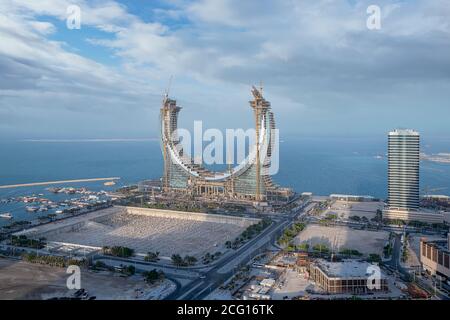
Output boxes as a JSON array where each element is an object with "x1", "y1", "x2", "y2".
[
  {"x1": 90, "y1": 201, "x2": 313, "y2": 300},
  {"x1": 173, "y1": 201, "x2": 313, "y2": 300}
]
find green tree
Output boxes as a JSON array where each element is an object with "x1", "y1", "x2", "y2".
[
  {"x1": 184, "y1": 255, "x2": 197, "y2": 266},
  {"x1": 297, "y1": 243, "x2": 309, "y2": 251},
  {"x1": 313, "y1": 244, "x2": 329, "y2": 253},
  {"x1": 144, "y1": 251, "x2": 160, "y2": 262},
  {"x1": 143, "y1": 269, "x2": 164, "y2": 283},
  {"x1": 171, "y1": 254, "x2": 186, "y2": 266},
  {"x1": 368, "y1": 254, "x2": 382, "y2": 263}
]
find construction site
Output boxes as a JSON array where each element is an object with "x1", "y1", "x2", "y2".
[
  {"x1": 154, "y1": 86, "x2": 294, "y2": 210},
  {"x1": 13, "y1": 206, "x2": 260, "y2": 259}
]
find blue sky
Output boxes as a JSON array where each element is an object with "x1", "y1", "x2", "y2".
[{"x1": 0, "y1": 0, "x2": 449, "y2": 140}]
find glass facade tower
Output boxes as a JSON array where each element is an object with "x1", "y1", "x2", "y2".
[{"x1": 388, "y1": 129, "x2": 420, "y2": 211}]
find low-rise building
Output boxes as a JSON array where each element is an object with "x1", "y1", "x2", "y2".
[
  {"x1": 383, "y1": 208, "x2": 444, "y2": 224},
  {"x1": 296, "y1": 252, "x2": 309, "y2": 273},
  {"x1": 308, "y1": 259, "x2": 388, "y2": 294},
  {"x1": 242, "y1": 277, "x2": 276, "y2": 300},
  {"x1": 260, "y1": 278, "x2": 276, "y2": 288},
  {"x1": 330, "y1": 194, "x2": 375, "y2": 202},
  {"x1": 420, "y1": 234, "x2": 450, "y2": 280},
  {"x1": 137, "y1": 180, "x2": 161, "y2": 193}
]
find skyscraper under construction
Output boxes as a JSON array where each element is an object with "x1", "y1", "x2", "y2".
[{"x1": 159, "y1": 86, "x2": 293, "y2": 204}]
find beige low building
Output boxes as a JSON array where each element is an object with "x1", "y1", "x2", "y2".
[
  {"x1": 420, "y1": 234, "x2": 450, "y2": 279},
  {"x1": 383, "y1": 208, "x2": 444, "y2": 224},
  {"x1": 444, "y1": 212, "x2": 450, "y2": 224},
  {"x1": 308, "y1": 259, "x2": 388, "y2": 295}
]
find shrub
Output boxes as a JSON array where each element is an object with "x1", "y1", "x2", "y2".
[
  {"x1": 368, "y1": 254, "x2": 382, "y2": 263},
  {"x1": 143, "y1": 269, "x2": 165, "y2": 284},
  {"x1": 312, "y1": 244, "x2": 329, "y2": 253},
  {"x1": 144, "y1": 251, "x2": 160, "y2": 262},
  {"x1": 102, "y1": 246, "x2": 134, "y2": 258}
]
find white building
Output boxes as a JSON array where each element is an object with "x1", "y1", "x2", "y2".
[
  {"x1": 383, "y1": 129, "x2": 443, "y2": 223},
  {"x1": 387, "y1": 129, "x2": 420, "y2": 211}
]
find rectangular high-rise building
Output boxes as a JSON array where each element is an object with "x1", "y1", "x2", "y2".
[
  {"x1": 384, "y1": 129, "x2": 445, "y2": 223},
  {"x1": 387, "y1": 129, "x2": 420, "y2": 211}
]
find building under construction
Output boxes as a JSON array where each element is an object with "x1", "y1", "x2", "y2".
[{"x1": 159, "y1": 86, "x2": 293, "y2": 205}]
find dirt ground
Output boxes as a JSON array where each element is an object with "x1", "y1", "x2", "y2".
[
  {"x1": 0, "y1": 257, "x2": 173, "y2": 300},
  {"x1": 271, "y1": 269, "x2": 321, "y2": 300},
  {"x1": 294, "y1": 224, "x2": 389, "y2": 256},
  {"x1": 27, "y1": 208, "x2": 248, "y2": 258},
  {"x1": 322, "y1": 200, "x2": 384, "y2": 220}
]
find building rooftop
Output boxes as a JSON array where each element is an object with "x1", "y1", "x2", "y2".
[
  {"x1": 389, "y1": 129, "x2": 420, "y2": 136},
  {"x1": 316, "y1": 259, "x2": 384, "y2": 279},
  {"x1": 260, "y1": 278, "x2": 276, "y2": 287},
  {"x1": 423, "y1": 195, "x2": 450, "y2": 200},
  {"x1": 330, "y1": 194, "x2": 374, "y2": 199},
  {"x1": 421, "y1": 238, "x2": 450, "y2": 254}
]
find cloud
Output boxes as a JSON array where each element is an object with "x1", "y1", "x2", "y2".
[
  {"x1": 0, "y1": 2, "x2": 157, "y2": 102},
  {"x1": 0, "y1": 0, "x2": 450, "y2": 138}
]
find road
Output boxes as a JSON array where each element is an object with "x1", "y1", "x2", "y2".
[
  {"x1": 178, "y1": 220, "x2": 288, "y2": 300},
  {"x1": 172, "y1": 201, "x2": 314, "y2": 300},
  {"x1": 385, "y1": 233, "x2": 403, "y2": 271},
  {"x1": 3, "y1": 199, "x2": 313, "y2": 300},
  {"x1": 79, "y1": 213, "x2": 287, "y2": 300},
  {"x1": 384, "y1": 233, "x2": 449, "y2": 300},
  {"x1": 90, "y1": 216, "x2": 289, "y2": 300}
]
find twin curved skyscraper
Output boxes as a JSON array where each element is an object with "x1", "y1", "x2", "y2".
[{"x1": 159, "y1": 86, "x2": 293, "y2": 205}]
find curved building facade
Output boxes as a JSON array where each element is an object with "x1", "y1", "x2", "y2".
[
  {"x1": 387, "y1": 129, "x2": 420, "y2": 211},
  {"x1": 159, "y1": 86, "x2": 293, "y2": 204}
]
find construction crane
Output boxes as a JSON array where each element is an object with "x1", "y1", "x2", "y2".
[{"x1": 422, "y1": 186, "x2": 448, "y2": 196}]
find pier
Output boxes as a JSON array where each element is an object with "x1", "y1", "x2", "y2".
[{"x1": 0, "y1": 177, "x2": 120, "y2": 189}]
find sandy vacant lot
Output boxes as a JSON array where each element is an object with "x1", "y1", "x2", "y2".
[
  {"x1": 0, "y1": 257, "x2": 173, "y2": 300},
  {"x1": 294, "y1": 225, "x2": 389, "y2": 255},
  {"x1": 323, "y1": 200, "x2": 384, "y2": 220}
]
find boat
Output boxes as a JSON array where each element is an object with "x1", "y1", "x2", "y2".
[
  {"x1": 26, "y1": 206, "x2": 39, "y2": 213},
  {"x1": 38, "y1": 206, "x2": 49, "y2": 212},
  {"x1": 104, "y1": 181, "x2": 116, "y2": 186},
  {"x1": 0, "y1": 212, "x2": 13, "y2": 219}
]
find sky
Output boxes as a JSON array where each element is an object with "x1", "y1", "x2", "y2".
[{"x1": 0, "y1": 0, "x2": 449, "y2": 141}]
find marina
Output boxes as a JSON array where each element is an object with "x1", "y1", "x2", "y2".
[{"x1": 0, "y1": 182, "x2": 119, "y2": 230}]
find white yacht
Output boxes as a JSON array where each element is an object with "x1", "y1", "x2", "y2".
[{"x1": 0, "y1": 212, "x2": 13, "y2": 219}]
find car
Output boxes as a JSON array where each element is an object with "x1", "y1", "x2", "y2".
[{"x1": 73, "y1": 288, "x2": 85, "y2": 297}]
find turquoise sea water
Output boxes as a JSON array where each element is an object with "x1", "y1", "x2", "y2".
[{"x1": 0, "y1": 137, "x2": 449, "y2": 225}]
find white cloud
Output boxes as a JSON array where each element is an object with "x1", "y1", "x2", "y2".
[{"x1": 1, "y1": 0, "x2": 450, "y2": 138}]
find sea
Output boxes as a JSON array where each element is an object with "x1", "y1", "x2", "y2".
[{"x1": 0, "y1": 137, "x2": 449, "y2": 226}]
